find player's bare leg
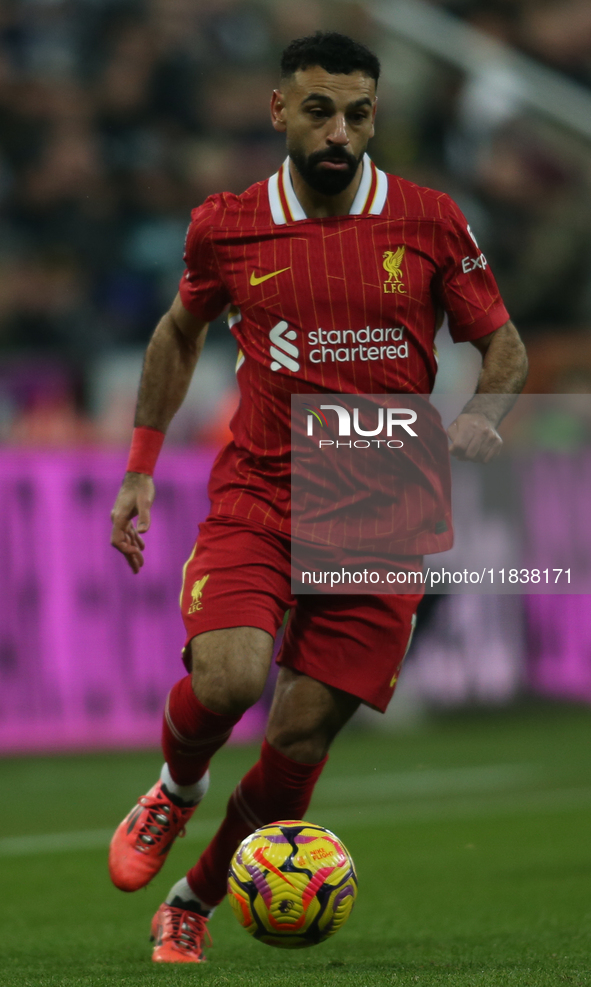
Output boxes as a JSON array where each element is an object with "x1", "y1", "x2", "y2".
[
  {"x1": 109, "y1": 627, "x2": 274, "y2": 899},
  {"x1": 265, "y1": 666, "x2": 361, "y2": 762}
]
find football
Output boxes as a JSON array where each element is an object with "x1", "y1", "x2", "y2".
[{"x1": 227, "y1": 819, "x2": 358, "y2": 949}]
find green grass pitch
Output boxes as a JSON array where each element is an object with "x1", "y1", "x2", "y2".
[{"x1": 1, "y1": 701, "x2": 590, "y2": 986}]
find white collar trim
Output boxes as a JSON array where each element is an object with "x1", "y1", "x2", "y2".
[
  {"x1": 281, "y1": 160, "x2": 307, "y2": 221},
  {"x1": 349, "y1": 154, "x2": 373, "y2": 214},
  {"x1": 268, "y1": 155, "x2": 388, "y2": 223}
]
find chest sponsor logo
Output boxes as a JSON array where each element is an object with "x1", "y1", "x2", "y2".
[
  {"x1": 270, "y1": 320, "x2": 300, "y2": 372},
  {"x1": 382, "y1": 246, "x2": 407, "y2": 294},
  {"x1": 308, "y1": 326, "x2": 408, "y2": 364}
]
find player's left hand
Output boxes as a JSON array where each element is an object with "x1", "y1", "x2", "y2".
[{"x1": 447, "y1": 412, "x2": 502, "y2": 463}]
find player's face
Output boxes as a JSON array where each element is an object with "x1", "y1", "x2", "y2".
[{"x1": 271, "y1": 67, "x2": 377, "y2": 196}]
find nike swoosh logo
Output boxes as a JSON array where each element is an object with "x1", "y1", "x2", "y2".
[{"x1": 250, "y1": 266, "x2": 290, "y2": 286}]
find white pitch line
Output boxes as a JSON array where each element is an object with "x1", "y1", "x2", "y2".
[
  {"x1": 0, "y1": 827, "x2": 123, "y2": 856},
  {"x1": 2, "y1": 765, "x2": 588, "y2": 859},
  {"x1": 0, "y1": 819, "x2": 217, "y2": 858},
  {"x1": 318, "y1": 763, "x2": 539, "y2": 801},
  {"x1": 318, "y1": 785, "x2": 591, "y2": 829}
]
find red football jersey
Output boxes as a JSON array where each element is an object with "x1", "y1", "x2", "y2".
[{"x1": 179, "y1": 155, "x2": 510, "y2": 545}]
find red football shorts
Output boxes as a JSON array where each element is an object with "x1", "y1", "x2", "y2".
[{"x1": 179, "y1": 515, "x2": 423, "y2": 713}]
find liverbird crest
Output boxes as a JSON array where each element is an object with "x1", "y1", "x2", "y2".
[
  {"x1": 189, "y1": 574, "x2": 210, "y2": 613},
  {"x1": 382, "y1": 246, "x2": 406, "y2": 283}
]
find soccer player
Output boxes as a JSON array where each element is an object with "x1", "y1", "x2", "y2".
[{"x1": 108, "y1": 32, "x2": 527, "y2": 962}]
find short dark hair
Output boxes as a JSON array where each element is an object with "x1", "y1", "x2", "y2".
[{"x1": 280, "y1": 32, "x2": 380, "y2": 85}]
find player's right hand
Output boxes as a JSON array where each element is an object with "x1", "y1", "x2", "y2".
[{"x1": 110, "y1": 472, "x2": 155, "y2": 574}]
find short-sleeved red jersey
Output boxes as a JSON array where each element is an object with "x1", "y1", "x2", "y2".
[{"x1": 179, "y1": 156, "x2": 510, "y2": 540}]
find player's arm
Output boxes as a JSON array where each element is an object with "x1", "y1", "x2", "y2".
[
  {"x1": 447, "y1": 319, "x2": 528, "y2": 463},
  {"x1": 110, "y1": 293, "x2": 208, "y2": 573}
]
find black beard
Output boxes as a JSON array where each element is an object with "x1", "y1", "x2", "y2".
[{"x1": 288, "y1": 146, "x2": 364, "y2": 196}]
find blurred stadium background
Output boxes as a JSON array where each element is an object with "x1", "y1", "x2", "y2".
[
  {"x1": 1, "y1": 0, "x2": 591, "y2": 757},
  {"x1": 2, "y1": 5, "x2": 591, "y2": 983}
]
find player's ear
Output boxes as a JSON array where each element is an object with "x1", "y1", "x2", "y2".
[{"x1": 271, "y1": 89, "x2": 287, "y2": 132}]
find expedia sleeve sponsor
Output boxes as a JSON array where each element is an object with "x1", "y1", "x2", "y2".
[{"x1": 436, "y1": 196, "x2": 510, "y2": 342}]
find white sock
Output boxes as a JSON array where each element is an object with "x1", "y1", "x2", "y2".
[
  {"x1": 165, "y1": 877, "x2": 216, "y2": 917},
  {"x1": 160, "y1": 763, "x2": 209, "y2": 806}
]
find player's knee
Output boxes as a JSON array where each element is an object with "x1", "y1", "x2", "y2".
[
  {"x1": 188, "y1": 627, "x2": 273, "y2": 716},
  {"x1": 266, "y1": 723, "x2": 330, "y2": 764},
  {"x1": 193, "y1": 678, "x2": 264, "y2": 717},
  {"x1": 190, "y1": 656, "x2": 266, "y2": 716}
]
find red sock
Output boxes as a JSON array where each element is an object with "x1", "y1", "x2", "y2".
[
  {"x1": 186, "y1": 738, "x2": 327, "y2": 907},
  {"x1": 161, "y1": 675, "x2": 241, "y2": 785}
]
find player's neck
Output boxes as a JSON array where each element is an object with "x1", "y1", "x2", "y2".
[{"x1": 288, "y1": 159, "x2": 364, "y2": 218}]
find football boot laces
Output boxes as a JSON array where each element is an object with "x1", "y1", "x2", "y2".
[
  {"x1": 160, "y1": 907, "x2": 212, "y2": 956},
  {"x1": 134, "y1": 792, "x2": 188, "y2": 853}
]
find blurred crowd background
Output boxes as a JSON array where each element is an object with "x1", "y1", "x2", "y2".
[
  {"x1": 2, "y1": 0, "x2": 591, "y2": 751},
  {"x1": 1, "y1": 0, "x2": 591, "y2": 445}
]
